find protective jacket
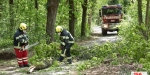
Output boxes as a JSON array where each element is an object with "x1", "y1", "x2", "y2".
[
  {"x1": 60, "y1": 29, "x2": 74, "y2": 47},
  {"x1": 13, "y1": 28, "x2": 28, "y2": 49}
]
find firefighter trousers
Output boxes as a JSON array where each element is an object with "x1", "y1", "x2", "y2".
[
  {"x1": 59, "y1": 44, "x2": 73, "y2": 64},
  {"x1": 14, "y1": 48, "x2": 29, "y2": 67}
]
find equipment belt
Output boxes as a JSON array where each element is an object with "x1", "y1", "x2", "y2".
[{"x1": 14, "y1": 46, "x2": 22, "y2": 49}]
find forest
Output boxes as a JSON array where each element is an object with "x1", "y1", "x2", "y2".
[{"x1": 0, "y1": 0, "x2": 150, "y2": 75}]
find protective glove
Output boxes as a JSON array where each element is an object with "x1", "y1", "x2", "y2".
[{"x1": 20, "y1": 46, "x2": 25, "y2": 51}]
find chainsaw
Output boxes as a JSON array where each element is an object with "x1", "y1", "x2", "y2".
[{"x1": 22, "y1": 42, "x2": 39, "y2": 50}]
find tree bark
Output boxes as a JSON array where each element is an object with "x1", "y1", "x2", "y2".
[
  {"x1": 81, "y1": 0, "x2": 88, "y2": 37},
  {"x1": 69, "y1": 0, "x2": 75, "y2": 37},
  {"x1": 46, "y1": 0, "x2": 59, "y2": 44},
  {"x1": 34, "y1": 0, "x2": 39, "y2": 32},
  {"x1": 0, "y1": 1, "x2": 3, "y2": 19},
  {"x1": 146, "y1": 0, "x2": 150, "y2": 39},
  {"x1": 138, "y1": 0, "x2": 148, "y2": 40},
  {"x1": 145, "y1": 0, "x2": 149, "y2": 25},
  {"x1": 137, "y1": 0, "x2": 143, "y2": 24},
  {"x1": 9, "y1": 0, "x2": 14, "y2": 38}
]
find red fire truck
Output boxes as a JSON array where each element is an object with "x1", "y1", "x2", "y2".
[{"x1": 99, "y1": 4, "x2": 123, "y2": 35}]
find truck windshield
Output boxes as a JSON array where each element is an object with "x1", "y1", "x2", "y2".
[{"x1": 102, "y1": 8, "x2": 121, "y2": 15}]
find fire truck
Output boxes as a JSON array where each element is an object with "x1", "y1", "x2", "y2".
[{"x1": 99, "y1": 4, "x2": 123, "y2": 35}]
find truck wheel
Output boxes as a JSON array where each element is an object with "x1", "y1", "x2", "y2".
[{"x1": 102, "y1": 28, "x2": 107, "y2": 35}]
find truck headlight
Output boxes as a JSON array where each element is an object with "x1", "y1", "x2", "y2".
[{"x1": 103, "y1": 24, "x2": 108, "y2": 28}]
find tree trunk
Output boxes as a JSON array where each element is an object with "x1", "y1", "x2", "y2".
[
  {"x1": 145, "y1": 0, "x2": 149, "y2": 25},
  {"x1": 137, "y1": 0, "x2": 143, "y2": 24},
  {"x1": 69, "y1": 0, "x2": 75, "y2": 37},
  {"x1": 81, "y1": 0, "x2": 88, "y2": 37},
  {"x1": 9, "y1": 0, "x2": 14, "y2": 38},
  {"x1": 46, "y1": 0, "x2": 59, "y2": 44},
  {"x1": 138, "y1": 0, "x2": 148, "y2": 40},
  {"x1": 0, "y1": 1, "x2": 3, "y2": 19},
  {"x1": 146, "y1": 0, "x2": 150, "y2": 39},
  {"x1": 34, "y1": 0, "x2": 38, "y2": 31}
]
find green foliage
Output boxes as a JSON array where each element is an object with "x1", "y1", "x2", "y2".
[
  {"x1": 29, "y1": 42, "x2": 61, "y2": 65},
  {"x1": 108, "y1": 0, "x2": 119, "y2": 5},
  {"x1": 117, "y1": 1, "x2": 150, "y2": 72},
  {"x1": 0, "y1": 39, "x2": 12, "y2": 48}
]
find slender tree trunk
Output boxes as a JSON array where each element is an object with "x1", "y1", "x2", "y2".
[
  {"x1": 145, "y1": 0, "x2": 149, "y2": 25},
  {"x1": 137, "y1": 0, "x2": 143, "y2": 24},
  {"x1": 46, "y1": 0, "x2": 59, "y2": 44},
  {"x1": 35, "y1": 0, "x2": 38, "y2": 30},
  {"x1": 69, "y1": 0, "x2": 75, "y2": 37},
  {"x1": 35, "y1": 0, "x2": 38, "y2": 10},
  {"x1": 138, "y1": 0, "x2": 148, "y2": 40},
  {"x1": 146, "y1": 0, "x2": 150, "y2": 39},
  {"x1": 9, "y1": 0, "x2": 14, "y2": 37},
  {"x1": 81, "y1": 0, "x2": 87, "y2": 37},
  {"x1": 0, "y1": 1, "x2": 2, "y2": 19}
]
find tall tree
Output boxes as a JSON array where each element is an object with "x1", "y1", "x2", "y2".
[
  {"x1": 81, "y1": 0, "x2": 88, "y2": 37},
  {"x1": 46, "y1": 0, "x2": 59, "y2": 44},
  {"x1": 0, "y1": 1, "x2": 2, "y2": 19},
  {"x1": 34, "y1": 0, "x2": 39, "y2": 32},
  {"x1": 145, "y1": 0, "x2": 150, "y2": 25},
  {"x1": 138, "y1": 0, "x2": 148, "y2": 40},
  {"x1": 137, "y1": 0, "x2": 143, "y2": 24},
  {"x1": 145, "y1": 0, "x2": 150, "y2": 40},
  {"x1": 69, "y1": 0, "x2": 75, "y2": 37},
  {"x1": 9, "y1": 0, "x2": 14, "y2": 37}
]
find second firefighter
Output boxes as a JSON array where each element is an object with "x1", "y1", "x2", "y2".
[{"x1": 55, "y1": 26, "x2": 74, "y2": 64}]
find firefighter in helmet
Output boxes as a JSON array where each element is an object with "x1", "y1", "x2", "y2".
[
  {"x1": 13, "y1": 23, "x2": 30, "y2": 68},
  {"x1": 55, "y1": 26, "x2": 74, "y2": 64}
]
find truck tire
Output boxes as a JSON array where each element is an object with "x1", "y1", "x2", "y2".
[{"x1": 102, "y1": 28, "x2": 107, "y2": 35}]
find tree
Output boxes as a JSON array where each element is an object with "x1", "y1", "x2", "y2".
[
  {"x1": 46, "y1": 0, "x2": 59, "y2": 44},
  {"x1": 137, "y1": 0, "x2": 143, "y2": 24},
  {"x1": 144, "y1": 0, "x2": 150, "y2": 40},
  {"x1": 0, "y1": 1, "x2": 2, "y2": 19},
  {"x1": 145, "y1": 0, "x2": 150, "y2": 25},
  {"x1": 69, "y1": 0, "x2": 75, "y2": 37},
  {"x1": 81, "y1": 0, "x2": 88, "y2": 37},
  {"x1": 34, "y1": 0, "x2": 39, "y2": 32},
  {"x1": 137, "y1": 0, "x2": 148, "y2": 40},
  {"x1": 9, "y1": 0, "x2": 14, "y2": 38}
]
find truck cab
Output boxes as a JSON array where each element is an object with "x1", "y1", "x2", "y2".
[{"x1": 99, "y1": 4, "x2": 123, "y2": 35}]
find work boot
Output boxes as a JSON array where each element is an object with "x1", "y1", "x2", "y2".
[
  {"x1": 24, "y1": 64, "x2": 30, "y2": 67},
  {"x1": 19, "y1": 65, "x2": 24, "y2": 68},
  {"x1": 58, "y1": 56, "x2": 64, "y2": 62},
  {"x1": 67, "y1": 59, "x2": 72, "y2": 64}
]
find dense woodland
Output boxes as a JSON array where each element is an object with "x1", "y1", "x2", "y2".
[{"x1": 1, "y1": 0, "x2": 150, "y2": 74}]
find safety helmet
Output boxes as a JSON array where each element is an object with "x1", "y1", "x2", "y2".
[
  {"x1": 19, "y1": 23, "x2": 27, "y2": 30},
  {"x1": 55, "y1": 26, "x2": 63, "y2": 33}
]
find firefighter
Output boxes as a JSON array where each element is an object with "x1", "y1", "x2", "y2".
[
  {"x1": 13, "y1": 23, "x2": 30, "y2": 68},
  {"x1": 55, "y1": 26, "x2": 74, "y2": 64}
]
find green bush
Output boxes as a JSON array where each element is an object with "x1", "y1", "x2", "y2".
[{"x1": 29, "y1": 42, "x2": 61, "y2": 64}]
